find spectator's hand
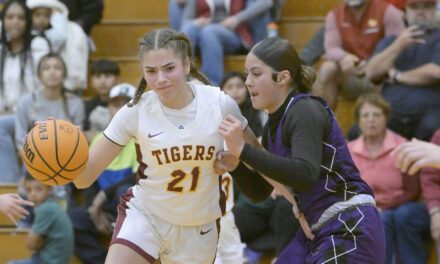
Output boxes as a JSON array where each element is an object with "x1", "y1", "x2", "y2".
[
  {"x1": 430, "y1": 209, "x2": 440, "y2": 244},
  {"x1": 219, "y1": 115, "x2": 245, "y2": 157},
  {"x1": 88, "y1": 191, "x2": 113, "y2": 234},
  {"x1": 219, "y1": 16, "x2": 239, "y2": 30},
  {"x1": 0, "y1": 193, "x2": 33, "y2": 225},
  {"x1": 394, "y1": 25, "x2": 426, "y2": 50},
  {"x1": 391, "y1": 138, "x2": 440, "y2": 175},
  {"x1": 193, "y1": 17, "x2": 212, "y2": 27},
  {"x1": 214, "y1": 151, "x2": 239, "y2": 174},
  {"x1": 340, "y1": 54, "x2": 360, "y2": 74}
]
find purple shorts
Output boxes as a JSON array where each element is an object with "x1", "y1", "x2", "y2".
[{"x1": 276, "y1": 205, "x2": 385, "y2": 264}]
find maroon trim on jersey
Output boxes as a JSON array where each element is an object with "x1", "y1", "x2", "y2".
[
  {"x1": 135, "y1": 143, "x2": 148, "y2": 183},
  {"x1": 211, "y1": 218, "x2": 221, "y2": 264},
  {"x1": 218, "y1": 175, "x2": 226, "y2": 216},
  {"x1": 110, "y1": 188, "x2": 156, "y2": 263}
]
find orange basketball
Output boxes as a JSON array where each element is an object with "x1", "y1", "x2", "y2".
[{"x1": 21, "y1": 119, "x2": 89, "y2": 186}]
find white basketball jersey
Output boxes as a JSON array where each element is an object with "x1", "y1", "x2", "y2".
[
  {"x1": 106, "y1": 84, "x2": 230, "y2": 226},
  {"x1": 221, "y1": 173, "x2": 234, "y2": 212}
]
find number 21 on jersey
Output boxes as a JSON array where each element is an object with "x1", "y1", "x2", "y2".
[{"x1": 167, "y1": 167, "x2": 200, "y2": 193}]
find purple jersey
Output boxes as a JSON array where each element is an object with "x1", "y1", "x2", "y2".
[{"x1": 267, "y1": 94, "x2": 373, "y2": 226}]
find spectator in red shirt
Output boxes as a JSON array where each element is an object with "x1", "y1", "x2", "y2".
[{"x1": 313, "y1": 0, "x2": 404, "y2": 109}]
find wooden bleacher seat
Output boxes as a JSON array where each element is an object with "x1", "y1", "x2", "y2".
[{"x1": 0, "y1": 228, "x2": 32, "y2": 263}]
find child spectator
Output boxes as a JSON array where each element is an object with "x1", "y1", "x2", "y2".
[
  {"x1": 221, "y1": 71, "x2": 266, "y2": 137},
  {"x1": 84, "y1": 59, "x2": 120, "y2": 142},
  {"x1": 27, "y1": 0, "x2": 90, "y2": 93},
  {"x1": 0, "y1": 0, "x2": 50, "y2": 183},
  {"x1": 7, "y1": 172, "x2": 74, "y2": 264},
  {"x1": 69, "y1": 83, "x2": 138, "y2": 264}
]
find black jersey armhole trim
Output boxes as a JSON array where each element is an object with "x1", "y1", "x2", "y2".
[{"x1": 103, "y1": 132, "x2": 126, "y2": 147}]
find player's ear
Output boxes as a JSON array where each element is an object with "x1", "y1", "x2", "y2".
[{"x1": 276, "y1": 70, "x2": 291, "y2": 85}]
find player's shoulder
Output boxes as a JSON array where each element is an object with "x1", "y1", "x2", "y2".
[{"x1": 190, "y1": 82, "x2": 222, "y2": 97}]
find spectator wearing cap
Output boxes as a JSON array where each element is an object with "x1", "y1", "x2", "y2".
[
  {"x1": 365, "y1": 0, "x2": 440, "y2": 141},
  {"x1": 313, "y1": 0, "x2": 405, "y2": 109},
  {"x1": 69, "y1": 83, "x2": 138, "y2": 264}
]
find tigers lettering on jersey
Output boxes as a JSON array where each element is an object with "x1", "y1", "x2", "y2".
[{"x1": 151, "y1": 145, "x2": 215, "y2": 165}]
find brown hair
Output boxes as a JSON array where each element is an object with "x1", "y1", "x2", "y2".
[
  {"x1": 128, "y1": 28, "x2": 210, "y2": 107},
  {"x1": 251, "y1": 37, "x2": 316, "y2": 93},
  {"x1": 37, "y1": 53, "x2": 73, "y2": 122},
  {"x1": 353, "y1": 92, "x2": 390, "y2": 123}
]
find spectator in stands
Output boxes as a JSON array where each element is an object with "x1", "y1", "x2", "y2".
[
  {"x1": 58, "y1": 0, "x2": 103, "y2": 35},
  {"x1": 69, "y1": 83, "x2": 138, "y2": 264},
  {"x1": 0, "y1": 193, "x2": 33, "y2": 225},
  {"x1": 27, "y1": 0, "x2": 90, "y2": 93},
  {"x1": 180, "y1": 0, "x2": 272, "y2": 86},
  {"x1": 313, "y1": 0, "x2": 404, "y2": 109},
  {"x1": 347, "y1": 93, "x2": 430, "y2": 264},
  {"x1": 365, "y1": 0, "x2": 440, "y2": 141},
  {"x1": 7, "y1": 172, "x2": 74, "y2": 264},
  {"x1": 0, "y1": 0, "x2": 50, "y2": 183},
  {"x1": 84, "y1": 59, "x2": 120, "y2": 142},
  {"x1": 419, "y1": 129, "x2": 440, "y2": 248},
  {"x1": 221, "y1": 71, "x2": 266, "y2": 137},
  {"x1": 14, "y1": 53, "x2": 84, "y2": 210},
  {"x1": 169, "y1": 0, "x2": 188, "y2": 31}
]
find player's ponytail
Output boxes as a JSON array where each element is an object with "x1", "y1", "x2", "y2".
[{"x1": 128, "y1": 77, "x2": 147, "y2": 107}]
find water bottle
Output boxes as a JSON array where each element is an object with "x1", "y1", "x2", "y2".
[{"x1": 266, "y1": 22, "x2": 279, "y2": 38}]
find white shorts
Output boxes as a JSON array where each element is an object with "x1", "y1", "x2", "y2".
[
  {"x1": 214, "y1": 210, "x2": 243, "y2": 264},
  {"x1": 111, "y1": 189, "x2": 220, "y2": 264}
]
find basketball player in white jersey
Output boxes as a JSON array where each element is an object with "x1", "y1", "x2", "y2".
[
  {"x1": 215, "y1": 173, "x2": 243, "y2": 264},
  {"x1": 71, "y1": 28, "x2": 258, "y2": 264}
]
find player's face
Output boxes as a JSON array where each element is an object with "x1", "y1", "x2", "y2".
[
  {"x1": 141, "y1": 48, "x2": 190, "y2": 107},
  {"x1": 39, "y1": 57, "x2": 65, "y2": 89},
  {"x1": 358, "y1": 102, "x2": 387, "y2": 139},
  {"x1": 32, "y1": 8, "x2": 51, "y2": 32},
  {"x1": 91, "y1": 73, "x2": 118, "y2": 98},
  {"x1": 4, "y1": 3, "x2": 26, "y2": 41},
  {"x1": 245, "y1": 52, "x2": 284, "y2": 113},
  {"x1": 222, "y1": 76, "x2": 248, "y2": 105},
  {"x1": 23, "y1": 179, "x2": 52, "y2": 207}
]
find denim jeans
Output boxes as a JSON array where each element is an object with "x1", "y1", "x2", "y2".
[
  {"x1": 168, "y1": 0, "x2": 184, "y2": 30},
  {"x1": 0, "y1": 115, "x2": 21, "y2": 182},
  {"x1": 381, "y1": 202, "x2": 431, "y2": 264},
  {"x1": 7, "y1": 253, "x2": 43, "y2": 264},
  {"x1": 182, "y1": 22, "x2": 243, "y2": 86},
  {"x1": 245, "y1": 0, "x2": 271, "y2": 43}
]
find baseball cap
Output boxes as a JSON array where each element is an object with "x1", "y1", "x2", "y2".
[
  {"x1": 109, "y1": 83, "x2": 136, "y2": 100},
  {"x1": 406, "y1": 0, "x2": 437, "y2": 4}
]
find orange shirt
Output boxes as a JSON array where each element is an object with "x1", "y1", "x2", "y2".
[
  {"x1": 334, "y1": 0, "x2": 389, "y2": 60},
  {"x1": 348, "y1": 130, "x2": 420, "y2": 210}
]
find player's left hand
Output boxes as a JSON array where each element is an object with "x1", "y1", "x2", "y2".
[
  {"x1": 219, "y1": 115, "x2": 245, "y2": 157},
  {"x1": 215, "y1": 151, "x2": 239, "y2": 174}
]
